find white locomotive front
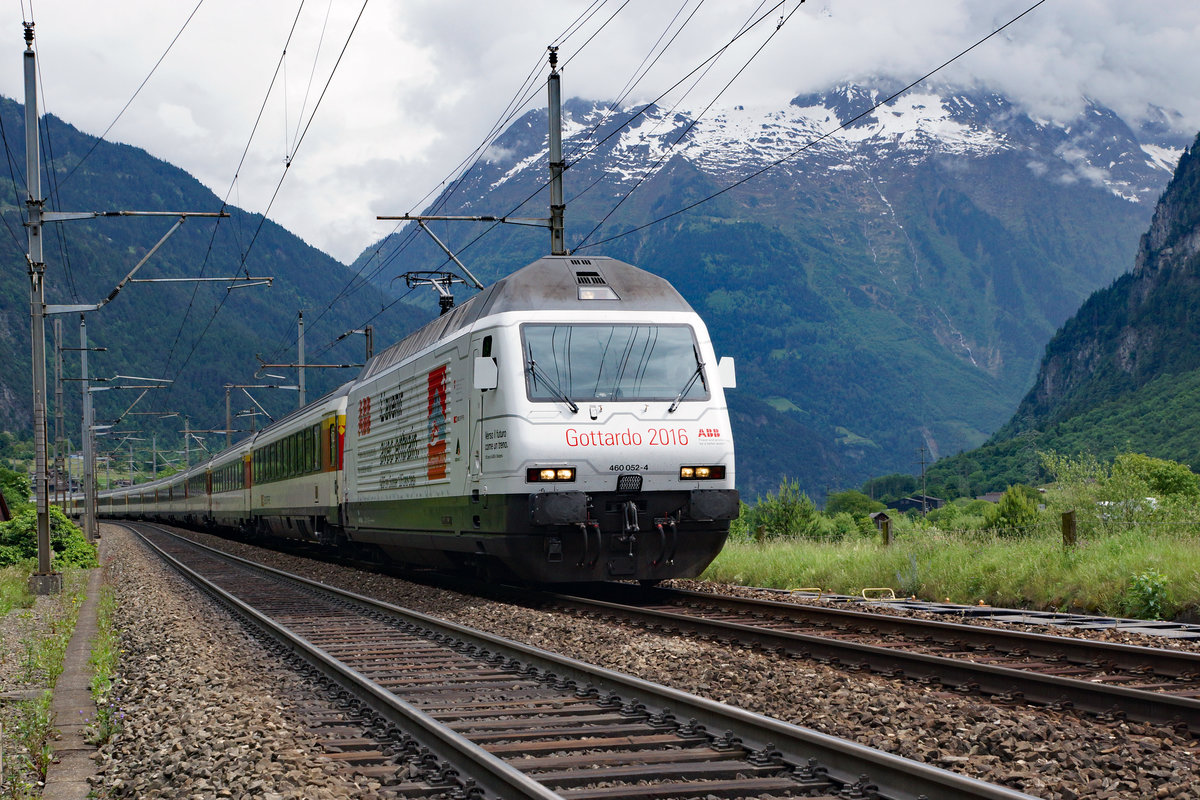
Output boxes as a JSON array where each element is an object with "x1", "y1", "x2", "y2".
[{"x1": 341, "y1": 254, "x2": 739, "y2": 582}]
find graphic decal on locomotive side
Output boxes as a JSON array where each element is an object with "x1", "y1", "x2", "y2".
[
  {"x1": 358, "y1": 362, "x2": 453, "y2": 491},
  {"x1": 427, "y1": 365, "x2": 449, "y2": 480}
]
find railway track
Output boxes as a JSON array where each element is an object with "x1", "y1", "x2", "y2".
[
  {"x1": 536, "y1": 584, "x2": 1200, "y2": 736},
  {"x1": 124, "y1": 522, "x2": 1036, "y2": 800}
]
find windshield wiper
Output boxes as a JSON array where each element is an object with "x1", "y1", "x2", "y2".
[
  {"x1": 527, "y1": 356, "x2": 579, "y2": 414},
  {"x1": 668, "y1": 345, "x2": 705, "y2": 413}
]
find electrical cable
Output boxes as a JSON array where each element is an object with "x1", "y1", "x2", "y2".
[
  {"x1": 60, "y1": 0, "x2": 207, "y2": 187},
  {"x1": 161, "y1": 0, "x2": 314, "y2": 377},
  {"x1": 166, "y1": 0, "x2": 371, "y2": 389},
  {"x1": 566, "y1": 0, "x2": 762, "y2": 211},
  {"x1": 259, "y1": 1, "x2": 631, "y2": 365},
  {"x1": 575, "y1": 0, "x2": 794, "y2": 249},
  {"x1": 576, "y1": 0, "x2": 1049, "y2": 251},
  {"x1": 0, "y1": 112, "x2": 30, "y2": 252},
  {"x1": 565, "y1": 0, "x2": 709, "y2": 168},
  {"x1": 396, "y1": 0, "x2": 788, "y2": 275}
]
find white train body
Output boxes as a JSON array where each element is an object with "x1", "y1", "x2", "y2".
[{"x1": 87, "y1": 255, "x2": 739, "y2": 582}]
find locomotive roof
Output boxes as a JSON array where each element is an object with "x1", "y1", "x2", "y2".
[{"x1": 361, "y1": 255, "x2": 694, "y2": 381}]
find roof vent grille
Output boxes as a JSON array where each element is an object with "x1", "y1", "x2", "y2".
[
  {"x1": 570, "y1": 258, "x2": 594, "y2": 266},
  {"x1": 575, "y1": 271, "x2": 607, "y2": 286}
]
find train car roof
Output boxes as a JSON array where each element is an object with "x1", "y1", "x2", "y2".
[{"x1": 362, "y1": 255, "x2": 692, "y2": 381}]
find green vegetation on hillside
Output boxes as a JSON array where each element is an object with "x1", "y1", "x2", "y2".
[{"x1": 926, "y1": 367, "x2": 1200, "y2": 497}]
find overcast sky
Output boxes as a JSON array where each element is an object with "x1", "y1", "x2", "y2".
[{"x1": 2, "y1": 0, "x2": 1198, "y2": 263}]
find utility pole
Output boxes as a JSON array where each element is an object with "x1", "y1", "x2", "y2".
[
  {"x1": 336, "y1": 326, "x2": 374, "y2": 361},
  {"x1": 547, "y1": 46, "x2": 566, "y2": 255},
  {"x1": 81, "y1": 316, "x2": 96, "y2": 541},
  {"x1": 53, "y1": 318, "x2": 63, "y2": 511},
  {"x1": 23, "y1": 24, "x2": 59, "y2": 595},
  {"x1": 917, "y1": 445, "x2": 929, "y2": 516},
  {"x1": 298, "y1": 310, "x2": 306, "y2": 408}
]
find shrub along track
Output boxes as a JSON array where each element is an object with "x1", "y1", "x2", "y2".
[{"x1": 124, "y1": 521, "x2": 1034, "y2": 800}]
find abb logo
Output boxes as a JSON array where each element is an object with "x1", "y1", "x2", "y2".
[
  {"x1": 357, "y1": 396, "x2": 372, "y2": 435},
  {"x1": 696, "y1": 428, "x2": 721, "y2": 438}
]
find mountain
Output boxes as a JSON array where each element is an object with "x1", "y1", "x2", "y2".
[
  {"x1": 354, "y1": 83, "x2": 1183, "y2": 497},
  {"x1": 0, "y1": 96, "x2": 424, "y2": 463},
  {"x1": 927, "y1": 131, "x2": 1200, "y2": 493}
]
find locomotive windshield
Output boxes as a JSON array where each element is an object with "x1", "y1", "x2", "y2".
[{"x1": 522, "y1": 323, "x2": 708, "y2": 403}]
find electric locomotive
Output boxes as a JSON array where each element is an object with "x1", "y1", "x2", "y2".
[{"x1": 339, "y1": 252, "x2": 738, "y2": 581}]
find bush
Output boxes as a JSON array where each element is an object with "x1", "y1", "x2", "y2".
[
  {"x1": 1, "y1": 465, "x2": 30, "y2": 514},
  {"x1": 1112, "y1": 453, "x2": 1200, "y2": 497},
  {"x1": 984, "y1": 485, "x2": 1041, "y2": 535},
  {"x1": 0, "y1": 506, "x2": 97, "y2": 568},
  {"x1": 1119, "y1": 569, "x2": 1169, "y2": 620},
  {"x1": 824, "y1": 490, "x2": 884, "y2": 517},
  {"x1": 736, "y1": 478, "x2": 825, "y2": 540}
]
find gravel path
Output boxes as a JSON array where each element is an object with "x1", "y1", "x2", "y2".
[
  {"x1": 92, "y1": 525, "x2": 407, "y2": 798},
  {"x1": 100, "y1": 524, "x2": 1200, "y2": 799}
]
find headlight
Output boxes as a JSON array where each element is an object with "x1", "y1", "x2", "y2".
[
  {"x1": 680, "y1": 465, "x2": 725, "y2": 480},
  {"x1": 527, "y1": 467, "x2": 576, "y2": 483}
]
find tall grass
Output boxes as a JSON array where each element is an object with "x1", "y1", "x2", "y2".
[
  {"x1": 705, "y1": 525, "x2": 1200, "y2": 618},
  {"x1": 0, "y1": 564, "x2": 35, "y2": 615},
  {"x1": 707, "y1": 453, "x2": 1200, "y2": 620}
]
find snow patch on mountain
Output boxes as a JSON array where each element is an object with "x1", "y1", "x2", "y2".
[{"x1": 483, "y1": 84, "x2": 1178, "y2": 207}]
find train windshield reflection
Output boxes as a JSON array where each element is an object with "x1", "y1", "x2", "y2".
[{"x1": 522, "y1": 323, "x2": 707, "y2": 403}]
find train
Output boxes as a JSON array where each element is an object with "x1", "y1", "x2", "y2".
[{"x1": 79, "y1": 253, "x2": 740, "y2": 582}]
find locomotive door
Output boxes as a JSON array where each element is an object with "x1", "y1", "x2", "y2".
[{"x1": 469, "y1": 334, "x2": 496, "y2": 482}]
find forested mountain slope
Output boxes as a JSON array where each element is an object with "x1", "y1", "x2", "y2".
[
  {"x1": 0, "y1": 96, "x2": 424, "y2": 456},
  {"x1": 929, "y1": 131, "x2": 1200, "y2": 494}
]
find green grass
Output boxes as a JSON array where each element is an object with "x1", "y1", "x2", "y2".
[
  {"x1": 703, "y1": 528, "x2": 1200, "y2": 619},
  {"x1": 86, "y1": 585, "x2": 123, "y2": 744},
  {"x1": 1, "y1": 567, "x2": 88, "y2": 790},
  {"x1": 0, "y1": 564, "x2": 35, "y2": 615}
]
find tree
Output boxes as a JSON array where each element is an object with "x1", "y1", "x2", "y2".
[
  {"x1": 1112, "y1": 453, "x2": 1200, "y2": 497},
  {"x1": 825, "y1": 489, "x2": 885, "y2": 517},
  {"x1": 984, "y1": 484, "x2": 1041, "y2": 535}
]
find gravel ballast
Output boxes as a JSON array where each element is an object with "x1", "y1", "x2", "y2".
[
  {"x1": 94, "y1": 525, "x2": 398, "y2": 798},
  {"x1": 100, "y1": 524, "x2": 1200, "y2": 799}
]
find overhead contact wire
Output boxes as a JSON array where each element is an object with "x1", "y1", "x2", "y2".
[{"x1": 577, "y1": 0, "x2": 1049, "y2": 250}]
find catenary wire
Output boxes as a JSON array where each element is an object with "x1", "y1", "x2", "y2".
[
  {"x1": 260, "y1": 1, "x2": 634, "y2": 364},
  {"x1": 576, "y1": 0, "x2": 1049, "y2": 250},
  {"x1": 60, "y1": 0, "x2": 207, "y2": 187},
  {"x1": 160, "y1": 0, "x2": 313, "y2": 380},
  {"x1": 574, "y1": 0, "x2": 795, "y2": 249},
  {"x1": 566, "y1": 0, "x2": 764, "y2": 213},
  {"x1": 166, "y1": 0, "x2": 371, "y2": 392}
]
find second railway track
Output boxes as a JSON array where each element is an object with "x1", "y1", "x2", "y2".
[
  {"x1": 126, "y1": 521, "x2": 1036, "y2": 800},
  {"x1": 532, "y1": 584, "x2": 1200, "y2": 736}
]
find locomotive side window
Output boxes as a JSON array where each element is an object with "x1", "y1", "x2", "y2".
[{"x1": 522, "y1": 324, "x2": 708, "y2": 403}]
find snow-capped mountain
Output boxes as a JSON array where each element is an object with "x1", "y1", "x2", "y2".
[
  {"x1": 481, "y1": 83, "x2": 1180, "y2": 209},
  {"x1": 359, "y1": 83, "x2": 1183, "y2": 496}
]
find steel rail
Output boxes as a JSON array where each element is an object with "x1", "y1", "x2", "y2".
[
  {"x1": 658, "y1": 586, "x2": 1200, "y2": 678},
  {"x1": 128, "y1": 523, "x2": 1037, "y2": 800},
  {"x1": 542, "y1": 588, "x2": 1200, "y2": 735},
  {"x1": 127, "y1": 523, "x2": 562, "y2": 800}
]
